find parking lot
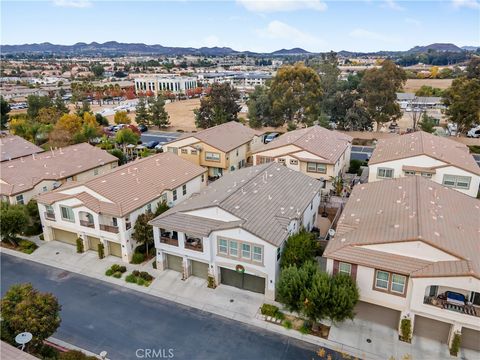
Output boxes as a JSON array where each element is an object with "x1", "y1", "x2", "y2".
[{"x1": 140, "y1": 130, "x2": 182, "y2": 145}]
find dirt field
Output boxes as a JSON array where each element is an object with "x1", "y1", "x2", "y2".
[{"x1": 403, "y1": 79, "x2": 453, "y2": 93}]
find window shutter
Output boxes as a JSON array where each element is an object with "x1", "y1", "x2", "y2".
[
  {"x1": 351, "y1": 264, "x2": 358, "y2": 281},
  {"x1": 333, "y1": 260, "x2": 339, "y2": 275}
]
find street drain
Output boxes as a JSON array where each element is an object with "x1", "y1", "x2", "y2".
[
  {"x1": 230, "y1": 299, "x2": 234, "y2": 303},
  {"x1": 366, "y1": 338, "x2": 372, "y2": 343},
  {"x1": 56, "y1": 252, "x2": 60, "y2": 255}
]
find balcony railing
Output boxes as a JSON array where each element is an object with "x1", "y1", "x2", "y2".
[
  {"x1": 184, "y1": 241, "x2": 203, "y2": 252},
  {"x1": 100, "y1": 224, "x2": 119, "y2": 233},
  {"x1": 160, "y1": 236, "x2": 179, "y2": 246},
  {"x1": 44, "y1": 212, "x2": 56, "y2": 221},
  {"x1": 80, "y1": 220, "x2": 95, "y2": 228},
  {"x1": 424, "y1": 295, "x2": 479, "y2": 318}
]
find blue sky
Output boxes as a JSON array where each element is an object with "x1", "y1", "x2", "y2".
[{"x1": 1, "y1": 0, "x2": 479, "y2": 52}]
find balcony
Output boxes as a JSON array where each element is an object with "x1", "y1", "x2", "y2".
[
  {"x1": 44, "y1": 212, "x2": 56, "y2": 221},
  {"x1": 80, "y1": 220, "x2": 95, "y2": 228},
  {"x1": 424, "y1": 288, "x2": 479, "y2": 318},
  {"x1": 160, "y1": 230, "x2": 178, "y2": 246},
  {"x1": 100, "y1": 224, "x2": 119, "y2": 233},
  {"x1": 185, "y1": 235, "x2": 203, "y2": 252}
]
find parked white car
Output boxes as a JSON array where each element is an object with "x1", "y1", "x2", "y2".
[
  {"x1": 446, "y1": 123, "x2": 458, "y2": 136},
  {"x1": 467, "y1": 126, "x2": 480, "y2": 138}
]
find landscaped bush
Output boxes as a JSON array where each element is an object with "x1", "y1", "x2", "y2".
[
  {"x1": 105, "y1": 269, "x2": 114, "y2": 276},
  {"x1": 283, "y1": 320, "x2": 292, "y2": 329},
  {"x1": 112, "y1": 272, "x2": 122, "y2": 278},
  {"x1": 76, "y1": 238, "x2": 84, "y2": 253},
  {"x1": 136, "y1": 277, "x2": 146, "y2": 286},
  {"x1": 152, "y1": 261, "x2": 157, "y2": 269},
  {"x1": 450, "y1": 332, "x2": 461, "y2": 356},
  {"x1": 39, "y1": 234, "x2": 44, "y2": 240},
  {"x1": 139, "y1": 271, "x2": 153, "y2": 281},
  {"x1": 125, "y1": 274, "x2": 137, "y2": 283},
  {"x1": 110, "y1": 264, "x2": 127, "y2": 273},
  {"x1": 348, "y1": 159, "x2": 363, "y2": 174},
  {"x1": 59, "y1": 349, "x2": 98, "y2": 360},
  {"x1": 400, "y1": 317, "x2": 412, "y2": 342},
  {"x1": 98, "y1": 243, "x2": 104, "y2": 259},
  {"x1": 18, "y1": 239, "x2": 38, "y2": 254},
  {"x1": 125, "y1": 271, "x2": 154, "y2": 287},
  {"x1": 130, "y1": 252, "x2": 145, "y2": 264},
  {"x1": 300, "y1": 322, "x2": 311, "y2": 334},
  {"x1": 261, "y1": 304, "x2": 280, "y2": 317}
]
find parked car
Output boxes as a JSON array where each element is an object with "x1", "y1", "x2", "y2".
[
  {"x1": 447, "y1": 123, "x2": 458, "y2": 136},
  {"x1": 264, "y1": 133, "x2": 280, "y2": 144},
  {"x1": 155, "y1": 143, "x2": 165, "y2": 152},
  {"x1": 126, "y1": 124, "x2": 141, "y2": 135},
  {"x1": 467, "y1": 126, "x2": 480, "y2": 138},
  {"x1": 145, "y1": 140, "x2": 159, "y2": 149},
  {"x1": 138, "y1": 124, "x2": 148, "y2": 133}
]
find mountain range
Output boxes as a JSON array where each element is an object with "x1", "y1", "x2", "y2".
[{"x1": 0, "y1": 41, "x2": 477, "y2": 56}]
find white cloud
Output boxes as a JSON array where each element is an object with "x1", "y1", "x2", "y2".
[
  {"x1": 52, "y1": 0, "x2": 92, "y2": 8},
  {"x1": 405, "y1": 17, "x2": 421, "y2": 26},
  {"x1": 349, "y1": 28, "x2": 398, "y2": 43},
  {"x1": 381, "y1": 0, "x2": 405, "y2": 11},
  {"x1": 237, "y1": 0, "x2": 327, "y2": 12},
  {"x1": 257, "y1": 20, "x2": 326, "y2": 50},
  {"x1": 452, "y1": 0, "x2": 480, "y2": 9}
]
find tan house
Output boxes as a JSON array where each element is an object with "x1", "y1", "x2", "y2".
[
  {"x1": 164, "y1": 121, "x2": 266, "y2": 178},
  {"x1": 324, "y1": 176, "x2": 480, "y2": 353},
  {"x1": 36, "y1": 152, "x2": 207, "y2": 263},
  {"x1": 0, "y1": 143, "x2": 118, "y2": 205},
  {"x1": 252, "y1": 126, "x2": 352, "y2": 191},
  {"x1": 0, "y1": 133, "x2": 44, "y2": 162}
]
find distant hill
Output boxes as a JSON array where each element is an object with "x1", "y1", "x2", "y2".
[
  {"x1": 461, "y1": 46, "x2": 479, "y2": 51},
  {"x1": 408, "y1": 43, "x2": 464, "y2": 53},
  {"x1": 270, "y1": 48, "x2": 310, "y2": 55}
]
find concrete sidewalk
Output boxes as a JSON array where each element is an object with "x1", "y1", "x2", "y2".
[{"x1": 2, "y1": 242, "x2": 477, "y2": 360}]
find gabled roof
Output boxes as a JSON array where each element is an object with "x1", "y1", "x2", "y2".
[
  {"x1": 150, "y1": 163, "x2": 322, "y2": 246},
  {"x1": 169, "y1": 121, "x2": 265, "y2": 152},
  {"x1": 324, "y1": 176, "x2": 480, "y2": 279},
  {"x1": 0, "y1": 143, "x2": 118, "y2": 196},
  {"x1": 0, "y1": 134, "x2": 44, "y2": 162},
  {"x1": 252, "y1": 126, "x2": 352, "y2": 164},
  {"x1": 36, "y1": 152, "x2": 206, "y2": 217},
  {"x1": 369, "y1": 131, "x2": 480, "y2": 176}
]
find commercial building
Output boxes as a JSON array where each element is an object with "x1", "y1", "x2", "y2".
[
  {"x1": 150, "y1": 163, "x2": 322, "y2": 299},
  {"x1": 324, "y1": 176, "x2": 480, "y2": 353},
  {"x1": 36, "y1": 153, "x2": 207, "y2": 263},
  {"x1": 134, "y1": 75, "x2": 197, "y2": 95}
]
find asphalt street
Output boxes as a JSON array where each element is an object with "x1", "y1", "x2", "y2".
[
  {"x1": 140, "y1": 131, "x2": 182, "y2": 145},
  {"x1": 0, "y1": 254, "x2": 331, "y2": 360}
]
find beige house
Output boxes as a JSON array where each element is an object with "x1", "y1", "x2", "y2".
[
  {"x1": 36, "y1": 153, "x2": 207, "y2": 263},
  {"x1": 0, "y1": 143, "x2": 118, "y2": 205},
  {"x1": 164, "y1": 121, "x2": 266, "y2": 178},
  {"x1": 324, "y1": 176, "x2": 480, "y2": 354},
  {"x1": 368, "y1": 131, "x2": 480, "y2": 198},
  {"x1": 252, "y1": 126, "x2": 352, "y2": 191}
]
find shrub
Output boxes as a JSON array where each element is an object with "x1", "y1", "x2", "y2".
[
  {"x1": 137, "y1": 277, "x2": 146, "y2": 286},
  {"x1": 283, "y1": 320, "x2": 292, "y2": 329},
  {"x1": 113, "y1": 272, "x2": 122, "y2": 278},
  {"x1": 98, "y1": 243, "x2": 104, "y2": 259},
  {"x1": 118, "y1": 265, "x2": 127, "y2": 273},
  {"x1": 39, "y1": 234, "x2": 44, "y2": 240},
  {"x1": 132, "y1": 270, "x2": 140, "y2": 277},
  {"x1": 76, "y1": 238, "x2": 84, "y2": 253},
  {"x1": 19, "y1": 239, "x2": 38, "y2": 250},
  {"x1": 105, "y1": 269, "x2": 114, "y2": 276},
  {"x1": 130, "y1": 253, "x2": 145, "y2": 264},
  {"x1": 111, "y1": 264, "x2": 121, "y2": 272},
  {"x1": 300, "y1": 322, "x2": 311, "y2": 334},
  {"x1": 450, "y1": 332, "x2": 461, "y2": 356},
  {"x1": 348, "y1": 159, "x2": 363, "y2": 174},
  {"x1": 140, "y1": 271, "x2": 153, "y2": 281},
  {"x1": 37, "y1": 344, "x2": 60, "y2": 359},
  {"x1": 261, "y1": 304, "x2": 279, "y2": 317},
  {"x1": 400, "y1": 317, "x2": 412, "y2": 342},
  {"x1": 59, "y1": 349, "x2": 98, "y2": 360},
  {"x1": 152, "y1": 261, "x2": 157, "y2": 269},
  {"x1": 125, "y1": 274, "x2": 136, "y2": 283}
]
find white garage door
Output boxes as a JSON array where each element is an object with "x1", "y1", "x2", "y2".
[
  {"x1": 354, "y1": 301, "x2": 401, "y2": 330},
  {"x1": 53, "y1": 228, "x2": 78, "y2": 246},
  {"x1": 413, "y1": 315, "x2": 450, "y2": 344}
]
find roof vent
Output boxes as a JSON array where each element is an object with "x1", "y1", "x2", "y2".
[{"x1": 394, "y1": 224, "x2": 400, "y2": 228}]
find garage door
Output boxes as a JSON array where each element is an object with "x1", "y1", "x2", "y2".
[
  {"x1": 413, "y1": 315, "x2": 450, "y2": 344},
  {"x1": 354, "y1": 301, "x2": 400, "y2": 329},
  {"x1": 166, "y1": 254, "x2": 183, "y2": 272},
  {"x1": 462, "y1": 327, "x2": 480, "y2": 351},
  {"x1": 220, "y1": 267, "x2": 265, "y2": 294},
  {"x1": 191, "y1": 260, "x2": 208, "y2": 279},
  {"x1": 87, "y1": 236, "x2": 101, "y2": 252},
  {"x1": 53, "y1": 228, "x2": 78, "y2": 245},
  {"x1": 108, "y1": 241, "x2": 122, "y2": 258}
]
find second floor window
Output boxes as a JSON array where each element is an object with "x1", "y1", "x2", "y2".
[
  {"x1": 60, "y1": 206, "x2": 74, "y2": 222},
  {"x1": 339, "y1": 262, "x2": 352, "y2": 275},
  {"x1": 173, "y1": 189, "x2": 177, "y2": 201},
  {"x1": 307, "y1": 162, "x2": 327, "y2": 174},
  {"x1": 182, "y1": 184, "x2": 187, "y2": 195},
  {"x1": 377, "y1": 168, "x2": 394, "y2": 179},
  {"x1": 242, "y1": 244, "x2": 251, "y2": 259},
  {"x1": 16, "y1": 194, "x2": 24, "y2": 205},
  {"x1": 253, "y1": 246, "x2": 262, "y2": 262},
  {"x1": 219, "y1": 239, "x2": 228, "y2": 254},
  {"x1": 205, "y1": 152, "x2": 220, "y2": 162},
  {"x1": 442, "y1": 175, "x2": 471, "y2": 190},
  {"x1": 375, "y1": 270, "x2": 389, "y2": 290}
]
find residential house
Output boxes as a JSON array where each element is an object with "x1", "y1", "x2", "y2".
[
  {"x1": 0, "y1": 133, "x2": 44, "y2": 162},
  {"x1": 0, "y1": 143, "x2": 118, "y2": 205},
  {"x1": 252, "y1": 126, "x2": 353, "y2": 192},
  {"x1": 149, "y1": 163, "x2": 322, "y2": 299},
  {"x1": 164, "y1": 121, "x2": 267, "y2": 178},
  {"x1": 36, "y1": 153, "x2": 207, "y2": 263},
  {"x1": 368, "y1": 131, "x2": 480, "y2": 197},
  {"x1": 323, "y1": 176, "x2": 480, "y2": 352}
]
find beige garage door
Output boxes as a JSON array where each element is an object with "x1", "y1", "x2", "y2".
[
  {"x1": 462, "y1": 327, "x2": 480, "y2": 351},
  {"x1": 413, "y1": 315, "x2": 450, "y2": 344},
  {"x1": 87, "y1": 236, "x2": 101, "y2": 252},
  {"x1": 53, "y1": 228, "x2": 78, "y2": 245},
  {"x1": 191, "y1": 260, "x2": 208, "y2": 279},
  {"x1": 166, "y1": 254, "x2": 183, "y2": 272},
  {"x1": 354, "y1": 301, "x2": 401, "y2": 330},
  {"x1": 108, "y1": 241, "x2": 122, "y2": 258}
]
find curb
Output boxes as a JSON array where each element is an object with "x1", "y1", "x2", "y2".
[{"x1": 47, "y1": 337, "x2": 109, "y2": 359}]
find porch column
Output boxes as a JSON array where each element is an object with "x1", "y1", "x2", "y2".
[
  {"x1": 102, "y1": 238, "x2": 110, "y2": 256},
  {"x1": 182, "y1": 257, "x2": 190, "y2": 280},
  {"x1": 156, "y1": 250, "x2": 167, "y2": 271},
  {"x1": 80, "y1": 232, "x2": 88, "y2": 250},
  {"x1": 448, "y1": 323, "x2": 462, "y2": 348},
  {"x1": 43, "y1": 226, "x2": 55, "y2": 242}
]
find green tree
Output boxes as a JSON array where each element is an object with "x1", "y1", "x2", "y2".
[
  {"x1": 27, "y1": 95, "x2": 52, "y2": 119},
  {"x1": 115, "y1": 128, "x2": 139, "y2": 147},
  {"x1": 135, "y1": 96, "x2": 149, "y2": 125},
  {"x1": 149, "y1": 95, "x2": 170, "y2": 128},
  {"x1": 466, "y1": 56, "x2": 480, "y2": 79},
  {"x1": 314, "y1": 52, "x2": 341, "y2": 117},
  {"x1": 114, "y1": 111, "x2": 131, "y2": 125},
  {"x1": 194, "y1": 83, "x2": 241, "y2": 129},
  {"x1": 443, "y1": 76, "x2": 480, "y2": 133},
  {"x1": 1, "y1": 96, "x2": 11, "y2": 129},
  {"x1": 131, "y1": 212, "x2": 155, "y2": 256},
  {"x1": 0, "y1": 283, "x2": 61, "y2": 349},
  {"x1": 95, "y1": 113, "x2": 109, "y2": 126},
  {"x1": 269, "y1": 62, "x2": 323, "y2": 126},
  {"x1": 419, "y1": 114, "x2": 437, "y2": 133},
  {"x1": 0, "y1": 202, "x2": 29, "y2": 245},
  {"x1": 108, "y1": 148, "x2": 126, "y2": 165},
  {"x1": 76, "y1": 99, "x2": 91, "y2": 118},
  {"x1": 280, "y1": 231, "x2": 317, "y2": 269},
  {"x1": 327, "y1": 273, "x2": 359, "y2": 323},
  {"x1": 154, "y1": 201, "x2": 170, "y2": 216},
  {"x1": 415, "y1": 85, "x2": 444, "y2": 97},
  {"x1": 303, "y1": 271, "x2": 331, "y2": 324},
  {"x1": 91, "y1": 64, "x2": 105, "y2": 78},
  {"x1": 24, "y1": 200, "x2": 42, "y2": 236},
  {"x1": 247, "y1": 86, "x2": 273, "y2": 128},
  {"x1": 54, "y1": 94, "x2": 69, "y2": 114},
  {"x1": 341, "y1": 102, "x2": 372, "y2": 131},
  {"x1": 360, "y1": 60, "x2": 406, "y2": 131}
]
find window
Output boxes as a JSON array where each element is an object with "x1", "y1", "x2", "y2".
[
  {"x1": 66, "y1": 176, "x2": 74, "y2": 182},
  {"x1": 45, "y1": 205, "x2": 53, "y2": 213},
  {"x1": 277, "y1": 247, "x2": 281, "y2": 261},
  {"x1": 257, "y1": 156, "x2": 273, "y2": 164},
  {"x1": 219, "y1": 239, "x2": 228, "y2": 254},
  {"x1": 421, "y1": 172, "x2": 432, "y2": 178},
  {"x1": 339, "y1": 262, "x2": 352, "y2": 275},
  {"x1": 146, "y1": 204, "x2": 152, "y2": 213},
  {"x1": 60, "y1": 206, "x2": 74, "y2": 222},
  {"x1": 241, "y1": 244, "x2": 251, "y2": 259},
  {"x1": 229, "y1": 241, "x2": 238, "y2": 256},
  {"x1": 253, "y1": 246, "x2": 262, "y2": 262},
  {"x1": 15, "y1": 194, "x2": 24, "y2": 205},
  {"x1": 290, "y1": 159, "x2": 298, "y2": 165},
  {"x1": 205, "y1": 152, "x2": 220, "y2": 162},
  {"x1": 442, "y1": 175, "x2": 471, "y2": 190},
  {"x1": 182, "y1": 184, "x2": 187, "y2": 196},
  {"x1": 375, "y1": 270, "x2": 389, "y2": 290},
  {"x1": 42, "y1": 186, "x2": 48, "y2": 192},
  {"x1": 181, "y1": 149, "x2": 188, "y2": 154},
  {"x1": 391, "y1": 274, "x2": 406, "y2": 294},
  {"x1": 94, "y1": 168, "x2": 99, "y2": 176},
  {"x1": 112, "y1": 217, "x2": 118, "y2": 227},
  {"x1": 236, "y1": 148, "x2": 239, "y2": 156},
  {"x1": 377, "y1": 168, "x2": 394, "y2": 178},
  {"x1": 173, "y1": 189, "x2": 177, "y2": 201},
  {"x1": 404, "y1": 170, "x2": 415, "y2": 176},
  {"x1": 191, "y1": 149, "x2": 197, "y2": 155},
  {"x1": 307, "y1": 162, "x2": 327, "y2": 174},
  {"x1": 278, "y1": 158, "x2": 285, "y2": 164},
  {"x1": 201, "y1": 174, "x2": 205, "y2": 182}
]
